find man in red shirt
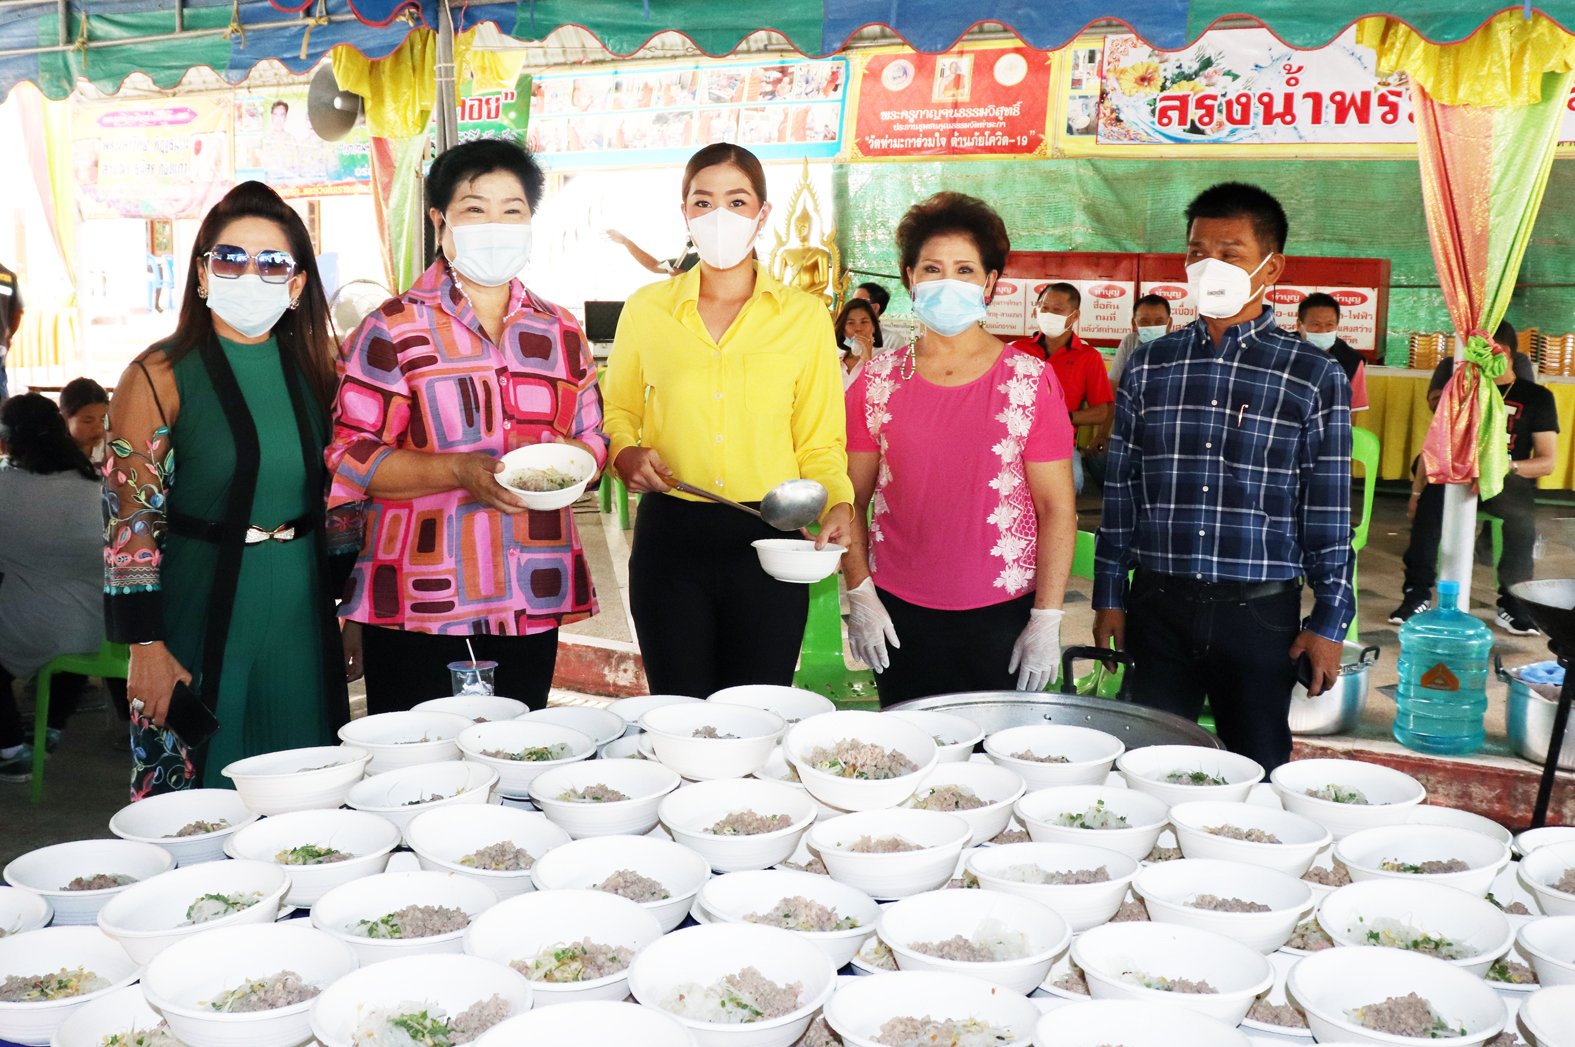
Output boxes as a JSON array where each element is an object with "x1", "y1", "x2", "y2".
[{"x1": 1008, "y1": 281, "x2": 1114, "y2": 493}]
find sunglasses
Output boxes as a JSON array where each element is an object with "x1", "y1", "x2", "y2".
[{"x1": 204, "y1": 243, "x2": 299, "y2": 284}]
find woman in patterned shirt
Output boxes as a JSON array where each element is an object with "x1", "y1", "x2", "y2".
[
  {"x1": 327, "y1": 139, "x2": 608, "y2": 712},
  {"x1": 841, "y1": 193, "x2": 1078, "y2": 705}
]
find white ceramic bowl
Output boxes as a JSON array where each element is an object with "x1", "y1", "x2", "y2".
[
  {"x1": 413, "y1": 694, "x2": 529, "y2": 722},
  {"x1": 473, "y1": 999, "x2": 692, "y2": 1047},
  {"x1": 901, "y1": 761, "x2": 1025, "y2": 847},
  {"x1": 519, "y1": 706, "x2": 626, "y2": 748},
  {"x1": 1515, "y1": 825, "x2": 1575, "y2": 858},
  {"x1": 49, "y1": 984, "x2": 164, "y2": 1047},
  {"x1": 1335, "y1": 824, "x2": 1512, "y2": 897},
  {"x1": 529, "y1": 758, "x2": 682, "y2": 838},
  {"x1": 345, "y1": 759, "x2": 499, "y2": 841},
  {"x1": 878, "y1": 888, "x2": 1071, "y2": 995},
  {"x1": 658, "y1": 778, "x2": 817, "y2": 872},
  {"x1": 3, "y1": 840, "x2": 174, "y2": 927},
  {"x1": 496, "y1": 441, "x2": 596, "y2": 509},
  {"x1": 641, "y1": 703, "x2": 786, "y2": 781},
  {"x1": 219, "y1": 744, "x2": 372, "y2": 814},
  {"x1": 1519, "y1": 840, "x2": 1575, "y2": 916},
  {"x1": 1401, "y1": 805, "x2": 1513, "y2": 847},
  {"x1": 784, "y1": 711, "x2": 938, "y2": 812},
  {"x1": 405, "y1": 803, "x2": 571, "y2": 898},
  {"x1": 456, "y1": 720, "x2": 596, "y2": 799},
  {"x1": 709, "y1": 685, "x2": 836, "y2": 725},
  {"x1": 338, "y1": 710, "x2": 473, "y2": 774},
  {"x1": 605, "y1": 694, "x2": 703, "y2": 733},
  {"x1": 309, "y1": 952, "x2": 533, "y2": 1047},
  {"x1": 95, "y1": 859, "x2": 288, "y2": 964},
  {"x1": 808, "y1": 810, "x2": 971, "y2": 900},
  {"x1": 1286, "y1": 946, "x2": 1507, "y2": 1046},
  {"x1": 886, "y1": 710, "x2": 986, "y2": 764},
  {"x1": 824, "y1": 970, "x2": 1042, "y2": 1047},
  {"x1": 699, "y1": 869, "x2": 879, "y2": 968},
  {"x1": 1317, "y1": 879, "x2": 1513, "y2": 976},
  {"x1": 141, "y1": 921, "x2": 357, "y2": 1047},
  {"x1": 224, "y1": 808, "x2": 401, "y2": 907},
  {"x1": 628, "y1": 923, "x2": 836, "y2": 1047},
  {"x1": 1014, "y1": 785, "x2": 1169, "y2": 861},
  {"x1": 1132, "y1": 857, "x2": 1313, "y2": 954},
  {"x1": 0, "y1": 885, "x2": 51, "y2": 937},
  {"x1": 0, "y1": 926, "x2": 139, "y2": 1046},
  {"x1": 598, "y1": 734, "x2": 647, "y2": 760},
  {"x1": 463, "y1": 887, "x2": 661, "y2": 1005},
  {"x1": 1270, "y1": 759, "x2": 1426, "y2": 840},
  {"x1": 310, "y1": 869, "x2": 499, "y2": 964},
  {"x1": 752, "y1": 539, "x2": 845, "y2": 584},
  {"x1": 965, "y1": 841, "x2": 1137, "y2": 932},
  {"x1": 529, "y1": 834, "x2": 711, "y2": 933},
  {"x1": 1115, "y1": 745, "x2": 1263, "y2": 806},
  {"x1": 1071, "y1": 921, "x2": 1273, "y2": 1025},
  {"x1": 1518, "y1": 915, "x2": 1575, "y2": 986},
  {"x1": 1167, "y1": 799, "x2": 1332, "y2": 876},
  {"x1": 1520, "y1": 983, "x2": 1575, "y2": 1047},
  {"x1": 1031, "y1": 998, "x2": 1253, "y2": 1047},
  {"x1": 106, "y1": 788, "x2": 260, "y2": 866},
  {"x1": 983, "y1": 725, "x2": 1125, "y2": 789}
]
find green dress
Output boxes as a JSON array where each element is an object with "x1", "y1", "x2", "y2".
[{"x1": 109, "y1": 336, "x2": 347, "y2": 795}]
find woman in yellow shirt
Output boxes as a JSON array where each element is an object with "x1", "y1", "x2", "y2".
[{"x1": 604, "y1": 144, "x2": 854, "y2": 697}]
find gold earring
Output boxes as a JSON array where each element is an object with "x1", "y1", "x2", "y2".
[
  {"x1": 198, "y1": 286, "x2": 208, "y2": 300},
  {"x1": 289, "y1": 298, "x2": 300, "y2": 310}
]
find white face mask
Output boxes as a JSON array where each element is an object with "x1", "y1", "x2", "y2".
[
  {"x1": 206, "y1": 273, "x2": 291, "y2": 338},
  {"x1": 1036, "y1": 311, "x2": 1070, "y2": 339},
  {"x1": 1136, "y1": 325, "x2": 1168, "y2": 344},
  {"x1": 1186, "y1": 254, "x2": 1272, "y2": 319},
  {"x1": 1304, "y1": 330, "x2": 1338, "y2": 350},
  {"x1": 688, "y1": 208, "x2": 761, "y2": 270},
  {"x1": 448, "y1": 222, "x2": 532, "y2": 287}
]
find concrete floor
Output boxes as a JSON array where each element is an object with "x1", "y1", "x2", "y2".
[{"x1": 4, "y1": 485, "x2": 1572, "y2": 869}]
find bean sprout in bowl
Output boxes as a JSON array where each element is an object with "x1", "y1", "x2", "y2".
[
  {"x1": 1132, "y1": 857, "x2": 1313, "y2": 954},
  {"x1": 1285, "y1": 945, "x2": 1506, "y2": 1045},
  {"x1": 627, "y1": 923, "x2": 835, "y2": 1047},
  {"x1": 885, "y1": 711, "x2": 985, "y2": 765},
  {"x1": 1316, "y1": 880, "x2": 1512, "y2": 977},
  {"x1": 1517, "y1": 839, "x2": 1575, "y2": 916},
  {"x1": 456, "y1": 721, "x2": 596, "y2": 799},
  {"x1": 337, "y1": 711, "x2": 474, "y2": 775},
  {"x1": 1115, "y1": 745, "x2": 1263, "y2": 806},
  {"x1": 709, "y1": 685, "x2": 836, "y2": 725},
  {"x1": 310, "y1": 952, "x2": 533, "y2": 1047},
  {"x1": 528, "y1": 834, "x2": 711, "y2": 933},
  {"x1": 658, "y1": 778, "x2": 817, "y2": 872},
  {"x1": 784, "y1": 711, "x2": 938, "y2": 812},
  {"x1": 878, "y1": 887, "x2": 1072, "y2": 995},
  {"x1": 1014, "y1": 785, "x2": 1169, "y2": 862},
  {"x1": 964, "y1": 841, "x2": 1137, "y2": 932},
  {"x1": 699, "y1": 869, "x2": 879, "y2": 969},
  {"x1": 496, "y1": 442, "x2": 596, "y2": 510},
  {"x1": 982, "y1": 725, "x2": 1124, "y2": 790},
  {"x1": 1031, "y1": 998, "x2": 1253, "y2": 1047},
  {"x1": 1167, "y1": 800, "x2": 1331, "y2": 877},
  {"x1": 141, "y1": 922, "x2": 357, "y2": 1047},
  {"x1": 1269, "y1": 759, "x2": 1426, "y2": 840},
  {"x1": 310, "y1": 869, "x2": 500, "y2": 964},
  {"x1": 0, "y1": 887, "x2": 51, "y2": 939},
  {"x1": 0, "y1": 926, "x2": 139, "y2": 1047},
  {"x1": 405, "y1": 803, "x2": 571, "y2": 897},
  {"x1": 473, "y1": 999, "x2": 693, "y2": 1047},
  {"x1": 900, "y1": 760, "x2": 1025, "y2": 848},
  {"x1": 223, "y1": 808, "x2": 401, "y2": 908},
  {"x1": 823, "y1": 970, "x2": 1041, "y2": 1047},
  {"x1": 640, "y1": 703, "x2": 787, "y2": 781},
  {"x1": 1070, "y1": 921, "x2": 1273, "y2": 1026},
  {"x1": 807, "y1": 810, "x2": 971, "y2": 900},
  {"x1": 1334, "y1": 824, "x2": 1511, "y2": 897},
  {"x1": 3, "y1": 840, "x2": 174, "y2": 927},
  {"x1": 107, "y1": 788, "x2": 260, "y2": 866},
  {"x1": 95, "y1": 859, "x2": 289, "y2": 965},
  {"x1": 529, "y1": 758, "x2": 682, "y2": 839},
  {"x1": 220, "y1": 744, "x2": 372, "y2": 815},
  {"x1": 413, "y1": 695, "x2": 529, "y2": 722}
]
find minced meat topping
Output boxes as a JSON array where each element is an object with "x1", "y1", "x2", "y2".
[
  {"x1": 844, "y1": 835, "x2": 921, "y2": 853},
  {"x1": 512, "y1": 938, "x2": 633, "y2": 982},
  {"x1": 1204, "y1": 824, "x2": 1282, "y2": 844},
  {"x1": 1287, "y1": 919, "x2": 1334, "y2": 951},
  {"x1": 1379, "y1": 858, "x2": 1470, "y2": 874},
  {"x1": 745, "y1": 895, "x2": 859, "y2": 932},
  {"x1": 459, "y1": 841, "x2": 533, "y2": 871},
  {"x1": 63, "y1": 873, "x2": 135, "y2": 891},
  {"x1": 708, "y1": 810, "x2": 794, "y2": 835},
  {"x1": 806, "y1": 739, "x2": 917, "y2": 780},
  {"x1": 353, "y1": 904, "x2": 470, "y2": 939},
  {"x1": 1348, "y1": 994, "x2": 1463, "y2": 1038},
  {"x1": 593, "y1": 868, "x2": 670, "y2": 902},
  {"x1": 1124, "y1": 970, "x2": 1217, "y2": 994},
  {"x1": 557, "y1": 784, "x2": 629, "y2": 803},
  {"x1": 909, "y1": 785, "x2": 986, "y2": 812},
  {"x1": 167, "y1": 819, "x2": 229, "y2": 837},
  {"x1": 203, "y1": 970, "x2": 318, "y2": 1013},
  {"x1": 1009, "y1": 750, "x2": 1069, "y2": 763},
  {"x1": 1247, "y1": 999, "x2": 1307, "y2": 1029},
  {"x1": 1000, "y1": 863, "x2": 1110, "y2": 885},
  {"x1": 1188, "y1": 894, "x2": 1271, "y2": 913}
]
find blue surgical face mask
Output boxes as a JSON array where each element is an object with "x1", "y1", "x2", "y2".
[
  {"x1": 1136, "y1": 325, "x2": 1168, "y2": 344},
  {"x1": 1304, "y1": 330, "x2": 1338, "y2": 350},
  {"x1": 911, "y1": 278, "x2": 987, "y2": 336}
]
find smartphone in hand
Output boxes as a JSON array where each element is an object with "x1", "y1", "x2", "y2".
[{"x1": 163, "y1": 681, "x2": 221, "y2": 749}]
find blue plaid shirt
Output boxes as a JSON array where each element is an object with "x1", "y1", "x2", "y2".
[{"x1": 1094, "y1": 307, "x2": 1355, "y2": 641}]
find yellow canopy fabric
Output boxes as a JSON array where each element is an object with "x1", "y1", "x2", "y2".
[
  {"x1": 331, "y1": 29, "x2": 523, "y2": 139},
  {"x1": 1358, "y1": 11, "x2": 1575, "y2": 107}
]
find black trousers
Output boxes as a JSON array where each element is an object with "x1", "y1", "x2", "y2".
[
  {"x1": 1125, "y1": 570, "x2": 1301, "y2": 772},
  {"x1": 874, "y1": 588, "x2": 1034, "y2": 708},
  {"x1": 360, "y1": 625, "x2": 558, "y2": 715},
  {"x1": 629, "y1": 493, "x2": 809, "y2": 697},
  {"x1": 0, "y1": 667, "x2": 125, "y2": 749},
  {"x1": 1402, "y1": 473, "x2": 1537, "y2": 617}
]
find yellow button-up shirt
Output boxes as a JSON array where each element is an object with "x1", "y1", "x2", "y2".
[{"x1": 603, "y1": 263, "x2": 854, "y2": 510}]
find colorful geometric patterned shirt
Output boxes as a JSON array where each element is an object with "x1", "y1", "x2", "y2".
[{"x1": 327, "y1": 261, "x2": 609, "y2": 636}]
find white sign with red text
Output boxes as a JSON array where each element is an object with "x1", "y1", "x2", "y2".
[
  {"x1": 985, "y1": 277, "x2": 1031, "y2": 337},
  {"x1": 1139, "y1": 280, "x2": 1195, "y2": 330},
  {"x1": 1025, "y1": 278, "x2": 1134, "y2": 345}
]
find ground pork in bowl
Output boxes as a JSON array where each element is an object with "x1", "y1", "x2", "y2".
[
  {"x1": 784, "y1": 712, "x2": 938, "y2": 813},
  {"x1": 982, "y1": 725, "x2": 1124, "y2": 790},
  {"x1": 412, "y1": 695, "x2": 529, "y2": 723},
  {"x1": 455, "y1": 720, "x2": 596, "y2": 799},
  {"x1": 95, "y1": 858, "x2": 288, "y2": 965},
  {"x1": 310, "y1": 869, "x2": 500, "y2": 964},
  {"x1": 699, "y1": 869, "x2": 879, "y2": 969},
  {"x1": 1335, "y1": 824, "x2": 1512, "y2": 898},
  {"x1": 823, "y1": 969, "x2": 1041, "y2": 1047},
  {"x1": 1517, "y1": 839, "x2": 1575, "y2": 916},
  {"x1": 472, "y1": 999, "x2": 693, "y2": 1047},
  {"x1": 641, "y1": 703, "x2": 787, "y2": 781},
  {"x1": 885, "y1": 711, "x2": 986, "y2": 765},
  {"x1": 709, "y1": 685, "x2": 837, "y2": 726},
  {"x1": 4, "y1": 840, "x2": 175, "y2": 929},
  {"x1": 529, "y1": 758, "x2": 682, "y2": 839},
  {"x1": 405, "y1": 803, "x2": 572, "y2": 898},
  {"x1": 1115, "y1": 745, "x2": 1263, "y2": 807},
  {"x1": 965, "y1": 841, "x2": 1137, "y2": 932},
  {"x1": 1286, "y1": 946, "x2": 1506, "y2": 1045},
  {"x1": 807, "y1": 810, "x2": 971, "y2": 900},
  {"x1": 1030, "y1": 997, "x2": 1254, "y2": 1047},
  {"x1": 1070, "y1": 920, "x2": 1273, "y2": 1026},
  {"x1": 223, "y1": 807, "x2": 401, "y2": 908},
  {"x1": 107, "y1": 788, "x2": 260, "y2": 866},
  {"x1": 1132, "y1": 857, "x2": 1314, "y2": 954},
  {"x1": 877, "y1": 887, "x2": 1071, "y2": 994},
  {"x1": 309, "y1": 952, "x2": 533, "y2": 1047},
  {"x1": 346, "y1": 760, "x2": 500, "y2": 843},
  {"x1": 659, "y1": 778, "x2": 818, "y2": 872},
  {"x1": 221, "y1": 744, "x2": 372, "y2": 816},
  {"x1": 338, "y1": 710, "x2": 474, "y2": 775},
  {"x1": 1166, "y1": 800, "x2": 1331, "y2": 876},
  {"x1": 529, "y1": 833, "x2": 711, "y2": 933},
  {"x1": 900, "y1": 761, "x2": 1025, "y2": 847},
  {"x1": 1269, "y1": 759, "x2": 1426, "y2": 841},
  {"x1": 1317, "y1": 879, "x2": 1513, "y2": 976},
  {"x1": 1013, "y1": 786, "x2": 1169, "y2": 862},
  {"x1": 0, "y1": 926, "x2": 140, "y2": 1047}
]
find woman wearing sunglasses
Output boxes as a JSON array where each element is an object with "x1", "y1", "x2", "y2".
[
  {"x1": 105, "y1": 181, "x2": 351, "y2": 797},
  {"x1": 326, "y1": 139, "x2": 607, "y2": 711}
]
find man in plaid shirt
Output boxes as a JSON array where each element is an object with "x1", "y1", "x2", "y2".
[{"x1": 1093, "y1": 183, "x2": 1354, "y2": 771}]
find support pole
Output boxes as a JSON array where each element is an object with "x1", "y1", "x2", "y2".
[{"x1": 1437, "y1": 334, "x2": 1477, "y2": 611}]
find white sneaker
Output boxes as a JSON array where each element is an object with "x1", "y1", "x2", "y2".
[{"x1": 1495, "y1": 609, "x2": 1541, "y2": 636}]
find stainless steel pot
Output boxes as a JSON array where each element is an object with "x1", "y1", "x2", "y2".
[
  {"x1": 1497, "y1": 657, "x2": 1575, "y2": 771},
  {"x1": 1288, "y1": 642, "x2": 1379, "y2": 736}
]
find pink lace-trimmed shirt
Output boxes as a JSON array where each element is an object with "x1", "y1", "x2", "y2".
[
  {"x1": 846, "y1": 347, "x2": 1074, "y2": 611},
  {"x1": 327, "y1": 261, "x2": 609, "y2": 636}
]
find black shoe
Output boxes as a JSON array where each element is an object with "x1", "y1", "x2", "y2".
[
  {"x1": 1388, "y1": 599, "x2": 1429, "y2": 625},
  {"x1": 1495, "y1": 609, "x2": 1541, "y2": 636}
]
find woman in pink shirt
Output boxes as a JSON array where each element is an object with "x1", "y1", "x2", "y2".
[
  {"x1": 327, "y1": 140, "x2": 608, "y2": 712},
  {"x1": 843, "y1": 193, "x2": 1078, "y2": 705}
]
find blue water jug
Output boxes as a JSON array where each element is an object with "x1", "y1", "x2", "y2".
[{"x1": 1394, "y1": 580, "x2": 1493, "y2": 755}]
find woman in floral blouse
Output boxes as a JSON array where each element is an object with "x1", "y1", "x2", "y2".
[{"x1": 328, "y1": 139, "x2": 607, "y2": 711}]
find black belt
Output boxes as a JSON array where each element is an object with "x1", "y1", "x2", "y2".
[
  {"x1": 1137, "y1": 569, "x2": 1301, "y2": 604},
  {"x1": 168, "y1": 510, "x2": 316, "y2": 545}
]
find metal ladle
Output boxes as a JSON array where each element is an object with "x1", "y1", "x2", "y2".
[{"x1": 668, "y1": 477, "x2": 828, "y2": 531}]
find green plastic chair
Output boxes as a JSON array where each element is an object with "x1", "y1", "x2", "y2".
[
  {"x1": 1348, "y1": 426, "x2": 1381, "y2": 641},
  {"x1": 793, "y1": 572, "x2": 878, "y2": 708},
  {"x1": 32, "y1": 641, "x2": 130, "y2": 803}
]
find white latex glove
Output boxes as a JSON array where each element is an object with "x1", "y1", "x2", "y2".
[
  {"x1": 847, "y1": 578, "x2": 900, "y2": 672},
  {"x1": 1008, "y1": 607, "x2": 1064, "y2": 693}
]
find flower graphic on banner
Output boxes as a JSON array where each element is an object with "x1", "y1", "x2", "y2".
[{"x1": 1114, "y1": 61, "x2": 1163, "y2": 96}]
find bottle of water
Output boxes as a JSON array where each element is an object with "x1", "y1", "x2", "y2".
[{"x1": 1394, "y1": 580, "x2": 1493, "y2": 755}]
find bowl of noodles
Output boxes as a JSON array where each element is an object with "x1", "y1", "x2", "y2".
[{"x1": 496, "y1": 444, "x2": 597, "y2": 511}]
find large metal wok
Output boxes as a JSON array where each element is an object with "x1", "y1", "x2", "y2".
[{"x1": 886, "y1": 647, "x2": 1222, "y2": 750}]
